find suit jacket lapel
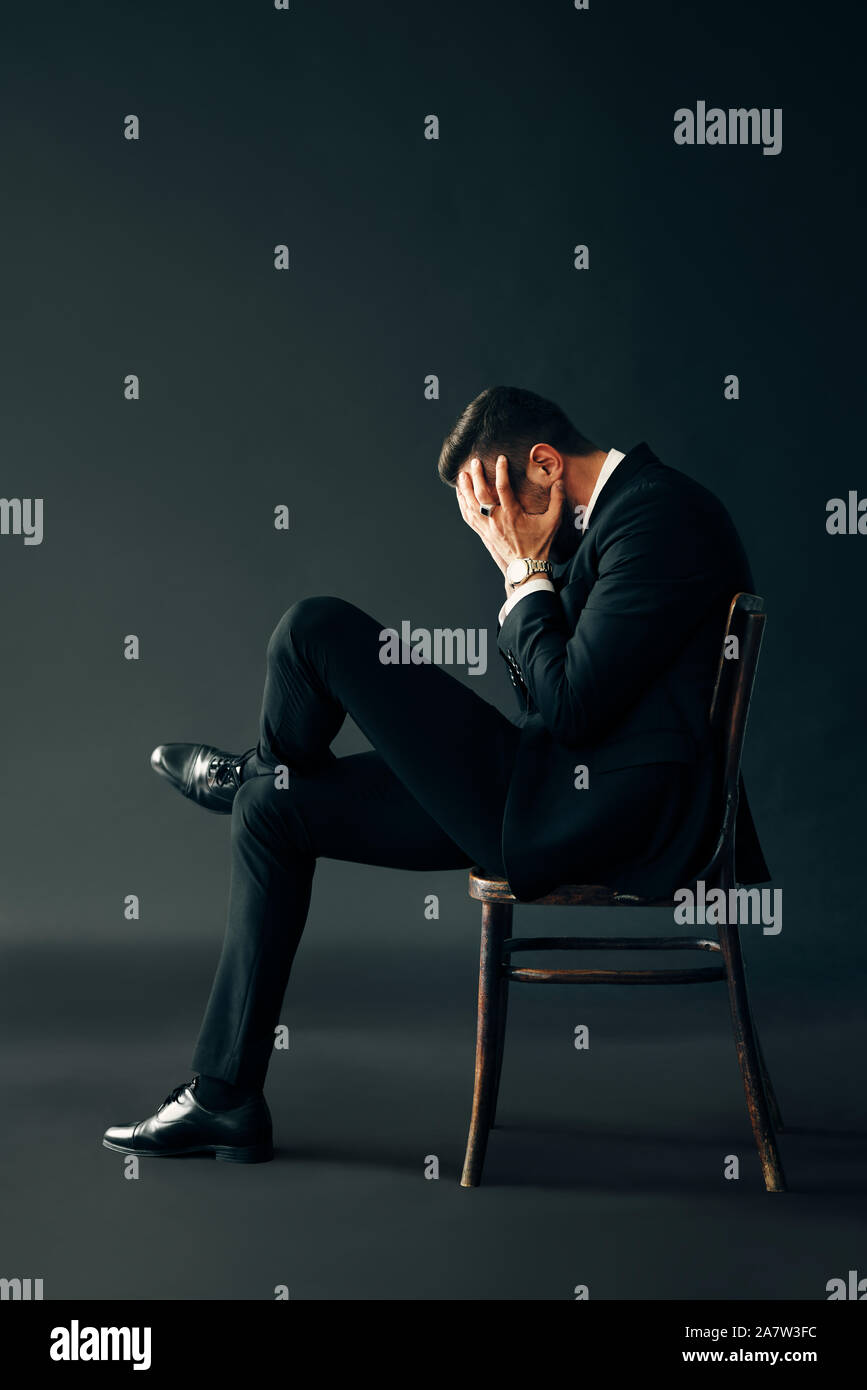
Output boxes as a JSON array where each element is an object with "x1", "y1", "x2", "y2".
[{"x1": 581, "y1": 441, "x2": 657, "y2": 537}]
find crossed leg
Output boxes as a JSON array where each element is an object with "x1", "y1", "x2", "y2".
[{"x1": 191, "y1": 597, "x2": 520, "y2": 1090}]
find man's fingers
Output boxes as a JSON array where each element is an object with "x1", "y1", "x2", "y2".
[
  {"x1": 494, "y1": 455, "x2": 518, "y2": 515},
  {"x1": 467, "y1": 457, "x2": 497, "y2": 508},
  {"x1": 456, "y1": 476, "x2": 480, "y2": 531},
  {"x1": 457, "y1": 469, "x2": 475, "y2": 504}
]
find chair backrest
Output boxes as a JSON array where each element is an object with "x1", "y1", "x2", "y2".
[{"x1": 691, "y1": 593, "x2": 766, "y2": 888}]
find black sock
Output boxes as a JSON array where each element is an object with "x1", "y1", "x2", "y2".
[{"x1": 195, "y1": 1074, "x2": 256, "y2": 1110}]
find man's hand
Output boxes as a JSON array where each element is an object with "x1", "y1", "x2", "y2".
[{"x1": 456, "y1": 455, "x2": 565, "y2": 579}]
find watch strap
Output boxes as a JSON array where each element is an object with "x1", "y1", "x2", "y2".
[{"x1": 508, "y1": 557, "x2": 553, "y2": 586}]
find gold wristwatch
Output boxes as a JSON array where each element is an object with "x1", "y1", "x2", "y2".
[{"x1": 505, "y1": 557, "x2": 553, "y2": 589}]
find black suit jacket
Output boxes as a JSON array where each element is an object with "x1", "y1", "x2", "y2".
[{"x1": 497, "y1": 442, "x2": 770, "y2": 901}]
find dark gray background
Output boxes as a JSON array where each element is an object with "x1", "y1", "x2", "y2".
[{"x1": 1, "y1": 0, "x2": 863, "y2": 1301}]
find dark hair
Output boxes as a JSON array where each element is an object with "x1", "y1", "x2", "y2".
[{"x1": 437, "y1": 386, "x2": 596, "y2": 485}]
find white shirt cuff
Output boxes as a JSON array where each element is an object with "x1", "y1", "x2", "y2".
[{"x1": 497, "y1": 576, "x2": 556, "y2": 626}]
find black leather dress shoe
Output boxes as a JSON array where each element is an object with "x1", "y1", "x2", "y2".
[
  {"x1": 103, "y1": 1078, "x2": 273, "y2": 1163},
  {"x1": 150, "y1": 743, "x2": 256, "y2": 813}
]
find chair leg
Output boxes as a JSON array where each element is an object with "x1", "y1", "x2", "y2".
[
  {"x1": 490, "y1": 972, "x2": 511, "y2": 1128},
  {"x1": 460, "y1": 901, "x2": 512, "y2": 1187},
  {"x1": 718, "y1": 924, "x2": 787, "y2": 1192},
  {"x1": 752, "y1": 1017, "x2": 784, "y2": 1131}
]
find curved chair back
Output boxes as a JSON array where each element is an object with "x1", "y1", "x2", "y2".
[{"x1": 693, "y1": 592, "x2": 766, "y2": 890}]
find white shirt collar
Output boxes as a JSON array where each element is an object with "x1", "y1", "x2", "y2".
[{"x1": 581, "y1": 447, "x2": 625, "y2": 531}]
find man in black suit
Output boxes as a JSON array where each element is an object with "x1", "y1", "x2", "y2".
[{"x1": 102, "y1": 385, "x2": 768, "y2": 1164}]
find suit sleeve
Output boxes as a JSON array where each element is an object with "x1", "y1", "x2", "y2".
[{"x1": 496, "y1": 479, "x2": 731, "y2": 747}]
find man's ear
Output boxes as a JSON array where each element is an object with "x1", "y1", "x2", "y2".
[{"x1": 527, "y1": 443, "x2": 564, "y2": 485}]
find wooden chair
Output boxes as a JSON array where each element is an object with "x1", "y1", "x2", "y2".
[{"x1": 461, "y1": 593, "x2": 785, "y2": 1192}]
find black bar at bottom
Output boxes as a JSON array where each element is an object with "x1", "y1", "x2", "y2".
[{"x1": 2, "y1": 1298, "x2": 863, "y2": 1373}]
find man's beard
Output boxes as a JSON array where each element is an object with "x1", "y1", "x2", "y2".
[{"x1": 518, "y1": 481, "x2": 582, "y2": 566}]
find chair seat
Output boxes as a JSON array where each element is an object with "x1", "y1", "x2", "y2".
[{"x1": 467, "y1": 867, "x2": 674, "y2": 908}]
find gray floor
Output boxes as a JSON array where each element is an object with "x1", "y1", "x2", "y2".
[{"x1": 2, "y1": 917, "x2": 864, "y2": 1302}]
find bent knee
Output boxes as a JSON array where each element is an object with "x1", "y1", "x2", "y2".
[
  {"x1": 266, "y1": 595, "x2": 358, "y2": 662},
  {"x1": 232, "y1": 776, "x2": 277, "y2": 831}
]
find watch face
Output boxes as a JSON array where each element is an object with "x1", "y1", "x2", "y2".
[{"x1": 507, "y1": 558, "x2": 529, "y2": 584}]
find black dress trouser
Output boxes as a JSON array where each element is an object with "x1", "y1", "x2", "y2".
[{"x1": 191, "y1": 596, "x2": 521, "y2": 1090}]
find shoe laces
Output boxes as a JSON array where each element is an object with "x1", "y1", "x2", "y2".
[
  {"x1": 206, "y1": 753, "x2": 242, "y2": 790},
  {"x1": 157, "y1": 1079, "x2": 195, "y2": 1113}
]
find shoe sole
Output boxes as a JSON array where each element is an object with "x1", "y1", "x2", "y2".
[{"x1": 102, "y1": 1138, "x2": 273, "y2": 1163}]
